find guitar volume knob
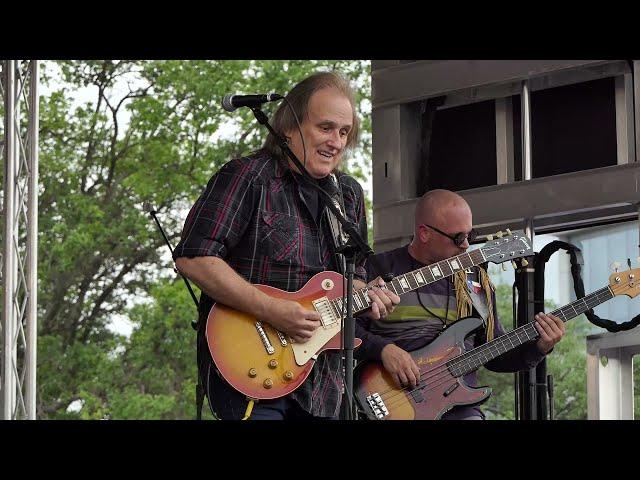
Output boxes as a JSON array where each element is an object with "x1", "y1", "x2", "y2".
[
  {"x1": 283, "y1": 371, "x2": 294, "y2": 381},
  {"x1": 268, "y1": 359, "x2": 278, "y2": 369},
  {"x1": 263, "y1": 378, "x2": 273, "y2": 389},
  {"x1": 248, "y1": 368, "x2": 257, "y2": 378}
]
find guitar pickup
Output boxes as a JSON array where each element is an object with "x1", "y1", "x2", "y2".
[
  {"x1": 312, "y1": 297, "x2": 339, "y2": 328},
  {"x1": 443, "y1": 383, "x2": 459, "y2": 397},
  {"x1": 410, "y1": 389, "x2": 424, "y2": 403},
  {"x1": 275, "y1": 330, "x2": 288, "y2": 347}
]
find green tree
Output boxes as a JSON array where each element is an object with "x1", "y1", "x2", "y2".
[
  {"x1": 35, "y1": 60, "x2": 371, "y2": 418},
  {"x1": 107, "y1": 280, "x2": 215, "y2": 420},
  {"x1": 545, "y1": 315, "x2": 592, "y2": 419},
  {"x1": 476, "y1": 283, "x2": 518, "y2": 419}
]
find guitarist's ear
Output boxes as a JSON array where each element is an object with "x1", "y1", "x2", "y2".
[{"x1": 417, "y1": 224, "x2": 430, "y2": 244}]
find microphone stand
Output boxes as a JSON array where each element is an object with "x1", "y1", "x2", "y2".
[
  {"x1": 145, "y1": 203, "x2": 205, "y2": 420},
  {"x1": 145, "y1": 202, "x2": 200, "y2": 316},
  {"x1": 249, "y1": 106, "x2": 374, "y2": 420}
]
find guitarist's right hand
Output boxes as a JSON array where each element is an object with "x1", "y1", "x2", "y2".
[
  {"x1": 262, "y1": 298, "x2": 322, "y2": 344},
  {"x1": 381, "y1": 344, "x2": 421, "y2": 389}
]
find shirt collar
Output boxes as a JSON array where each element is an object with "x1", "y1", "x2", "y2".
[{"x1": 274, "y1": 154, "x2": 291, "y2": 179}]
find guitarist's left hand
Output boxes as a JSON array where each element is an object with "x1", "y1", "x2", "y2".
[
  {"x1": 355, "y1": 277, "x2": 401, "y2": 320},
  {"x1": 534, "y1": 313, "x2": 566, "y2": 354}
]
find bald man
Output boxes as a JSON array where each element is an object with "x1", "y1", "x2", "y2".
[{"x1": 354, "y1": 189, "x2": 565, "y2": 420}]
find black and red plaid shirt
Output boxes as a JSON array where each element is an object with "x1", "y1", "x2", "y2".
[{"x1": 173, "y1": 150, "x2": 368, "y2": 417}]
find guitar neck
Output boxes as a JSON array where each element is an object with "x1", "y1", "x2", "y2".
[
  {"x1": 330, "y1": 249, "x2": 487, "y2": 316},
  {"x1": 448, "y1": 286, "x2": 614, "y2": 377}
]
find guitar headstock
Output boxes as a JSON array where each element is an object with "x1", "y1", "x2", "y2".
[
  {"x1": 610, "y1": 264, "x2": 640, "y2": 298},
  {"x1": 480, "y1": 229, "x2": 534, "y2": 267}
]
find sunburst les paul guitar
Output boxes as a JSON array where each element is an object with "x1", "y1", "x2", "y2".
[
  {"x1": 355, "y1": 266, "x2": 640, "y2": 420},
  {"x1": 206, "y1": 230, "x2": 534, "y2": 400}
]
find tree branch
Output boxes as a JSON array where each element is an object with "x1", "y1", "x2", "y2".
[{"x1": 79, "y1": 250, "x2": 151, "y2": 343}]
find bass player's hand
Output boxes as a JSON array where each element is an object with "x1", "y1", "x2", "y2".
[{"x1": 381, "y1": 343, "x2": 421, "y2": 388}]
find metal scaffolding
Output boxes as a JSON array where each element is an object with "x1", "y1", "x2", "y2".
[{"x1": 1, "y1": 60, "x2": 39, "y2": 420}]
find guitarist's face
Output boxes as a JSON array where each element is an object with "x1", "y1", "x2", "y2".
[
  {"x1": 285, "y1": 87, "x2": 354, "y2": 179},
  {"x1": 419, "y1": 202, "x2": 473, "y2": 264}
]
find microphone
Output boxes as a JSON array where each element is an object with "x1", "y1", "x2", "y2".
[{"x1": 221, "y1": 93, "x2": 283, "y2": 112}]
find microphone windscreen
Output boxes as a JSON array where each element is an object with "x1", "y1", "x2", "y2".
[{"x1": 221, "y1": 94, "x2": 236, "y2": 112}]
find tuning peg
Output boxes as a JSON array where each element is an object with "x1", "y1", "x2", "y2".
[
  {"x1": 501, "y1": 263, "x2": 507, "y2": 271},
  {"x1": 628, "y1": 258, "x2": 632, "y2": 269},
  {"x1": 496, "y1": 231, "x2": 504, "y2": 238},
  {"x1": 487, "y1": 235, "x2": 494, "y2": 241},
  {"x1": 521, "y1": 258, "x2": 529, "y2": 267},
  {"x1": 506, "y1": 228, "x2": 512, "y2": 235},
  {"x1": 511, "y1": 260, "x2": 518, "y2": 269},
  {"x1": 612, "y1": 261, "x2": 621, "y2": 273}
]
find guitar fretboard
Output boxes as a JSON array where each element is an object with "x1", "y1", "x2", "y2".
[
  {"x1": 330, "y1": 249, "x2": 486, "y2": 316},
  {"x1": 447, "y1": 286, "x2": 614, "y2": 377}
]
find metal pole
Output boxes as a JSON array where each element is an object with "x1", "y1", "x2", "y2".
[
  {"x1": 522, "y1": 81, "x2": 533, "y2": 181},
  {"x1": 2, "y1": 60, "x2": 16, "y2": 420},
  {"x1": 517, "y1": 79, "x2": 538, "y2": 420},
  {"x1": 26, "y1": 61, "x2": 38, "y2": 419},
  {"x1": 1, "y1": 61, "x2": 3, "y2": 418},
  {"x1": 12, "y1": 64, "x2": 23, "y2": 419}
]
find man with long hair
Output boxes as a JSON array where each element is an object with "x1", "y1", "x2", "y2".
[{"x1": 174, "y1": 71, "x2": 399, "y2": 420}]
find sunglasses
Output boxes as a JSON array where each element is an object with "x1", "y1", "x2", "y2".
[{"x1": 422, "y1": 224, "x2": 478, "y2": 247}]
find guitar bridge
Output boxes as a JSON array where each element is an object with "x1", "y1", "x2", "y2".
[{"x1": 366, "y1": 393, "x2": 389, "y2": 420}]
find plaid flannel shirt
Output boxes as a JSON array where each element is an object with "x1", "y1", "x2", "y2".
[{"x1": 174, "y1": 150, "x2": 367, "y2": 417}]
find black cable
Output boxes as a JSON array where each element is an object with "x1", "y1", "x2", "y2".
[
  {"x1": 513, "y1": 279, "x2": 519, "y2": 421},
  {"x1": 411, "y1": 256, "x2": 451, "y2": 325},
  {"x1": 283, "y1": 97, "x2": 307, "y2": 168},
  {"x1": 416, "y1": 281, "x2": 451, "y2": 326}
]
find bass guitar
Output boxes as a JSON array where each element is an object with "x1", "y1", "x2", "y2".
[{"x1": 355, "y1": 266, "x2": 640, "y2": 419}]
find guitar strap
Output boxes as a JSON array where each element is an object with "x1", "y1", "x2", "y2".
[
  {"x1": 452, "y1": 267, "x2": 497, "y2": 341},
  {"x1": 536, "y1": 241, "x2": 640, "y2": 332},
  {"x1": 324, "y1": 173, "x2": 349, "y2": 275},
  {"x1": 322, "y1": 172, "x2": 393, "y2": 282}
]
